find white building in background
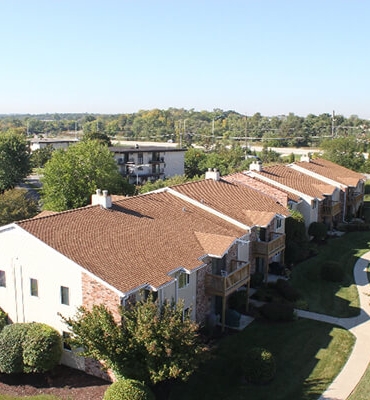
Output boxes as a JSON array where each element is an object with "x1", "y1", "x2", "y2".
[{"x1": 110, "y1": 145, "x2": 186, "y2": 184}]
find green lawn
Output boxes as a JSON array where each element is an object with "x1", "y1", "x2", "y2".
[
  {"x1": 290, "y1": 231, "x2": 370, "y2": 317},
  {"x1": 169, "y1": 319, "x2": 354, "y2": 400}
]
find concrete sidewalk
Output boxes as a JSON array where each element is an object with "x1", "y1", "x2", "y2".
[{"x1": 296, "y1": 252, "x2": 370, "y2": 400}]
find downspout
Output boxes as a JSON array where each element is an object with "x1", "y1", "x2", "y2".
[{"x1": 343, "y1": 188, "x2": 347, "y2": 223}]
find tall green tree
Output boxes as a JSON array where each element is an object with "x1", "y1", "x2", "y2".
[
  {"x1": 0, "y1": 189, "x2": 38, "y2": 226},
  {"x1": 321, "y1": 137, "x2": 365, "y2": 171},
  {"x1": 0, "y1": 131, "x2": 31, "y2": 192},
  {"x1": 62, "y1": 299, "x2": 203, "y2": 386},
  {"x1": 41, "y1": 140, "x2": 126, "y2": 211}
]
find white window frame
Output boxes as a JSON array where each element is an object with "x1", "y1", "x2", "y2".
[
  {"x1": 30, "y1": 278, "x2": 38, "y2": 297},
  {"x1": 61, "y1": 286, "x2": 70, "y2": 305},
  {"x1": 178, "y1": 272, "x2": 189, "y2": 289}
]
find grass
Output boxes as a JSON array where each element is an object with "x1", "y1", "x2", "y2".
[
  {"x1": 347, "y1": 361, "x2": 370, "y2": 400},
  {"x1": 290, "y1": 231, "x2": 370, "y2": 317},
  {"x1": 169, "y1": 318, "x2": 355, "y2": 400}
]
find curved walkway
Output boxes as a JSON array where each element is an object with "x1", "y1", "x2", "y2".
[{"x1": 295, "y1": 251, "x2": 370, "y2": 400}]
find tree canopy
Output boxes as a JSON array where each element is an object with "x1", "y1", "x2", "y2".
[
  {"x1": 0, "y1": 131, "x2": 31, "y2": 192},
  {"x1": 41, "y1": 140, "x2": 127, "y2": 211},
  {"x1": 62, "y1": 298, "x2": 203, "y2": 386},
  {"x1": 0, "y1": 189, "x2": 38, "y2": 226}
]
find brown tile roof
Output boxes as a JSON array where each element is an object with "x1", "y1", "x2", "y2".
[
  {"x1": 16, "y1": 192, "x2": 245, "y2": 294},
  {"x1": 293, "y1": 158, "x2": 366, "y2": 187},
  {"x1": 251, "y1": 164, "x2": 336, "y2": 200},
  {"x1": 171, "y1": 179, "x2": 289, "y2": 227},
  {"x1": 33, "y1": 210, "x2": 58, "y2": 219},
  {"x1": 222, "y1": 172, "x2": 301, "y2": 203}
]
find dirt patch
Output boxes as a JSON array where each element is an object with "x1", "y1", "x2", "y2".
[{"x1": 0, "y1": 365, "x2": 110, "y2": 400}]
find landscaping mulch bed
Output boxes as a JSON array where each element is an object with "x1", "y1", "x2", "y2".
[{"x1": 0, "y1": 365, "x2": 110, "y2": 400}]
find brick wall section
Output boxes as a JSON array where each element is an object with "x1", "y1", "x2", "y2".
[
  {"x1": 85, "y1": 358, "x2": 116, "y2": 382},
  {"x1": 196, "y1": 262, "x2": 212, "y2": 325},
  {"x1": 81, "y1": 272, "x2": 122, "y2": 381},
  {"x1": 82, "y1": 272, "x2": 122, "y2": 323}
]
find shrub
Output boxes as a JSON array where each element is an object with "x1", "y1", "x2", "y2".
[
  {"x1": 103, "y1": 379, "x2": 155, "y2": 400},
  {"x1": 250, "y1": 272, "x2": 264, "y2": 288},
  {"x1": 260, "y1": 302, "x2": 295, "y2": 322},
  {"x1": 242, "y1": 347, "x2": 276, "y2": 384},
  {"x1": 228, "y1": 289, "x2": 248, "y2": 312},
  {"x1": 308, "y1": 222, "x2": 328, "y2": 241},
  {"x1": 0, "y1": 322, "x2": 62, "y2": 374},
  {"x1": 0, "y1": 323, "x2": 28, "y2": 373},
  {"x1": 275, "y1": 279, "x2": 301, "y2": 302},
  {"x1": 23, "y1": 323, "x2": 62, "y2": 373},
  {"x1": 0, "y1": 308, "x2": 8, "y2": 331},
  {"x1": 321, "y1": 261, "x2": 345, "y2": 282}
]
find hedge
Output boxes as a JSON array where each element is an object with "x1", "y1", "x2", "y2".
[
  {"x1": 242, "y1": 347, "x2": 276, "y2": 384},
  {"x1": 103, "y1": 379, "x2": 155, "y2": 400}
]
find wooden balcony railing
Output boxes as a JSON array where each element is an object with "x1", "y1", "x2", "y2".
[
  {"x1": 322, "y1": 202, "x2": 342, "y2": 217},
  {"x1": 348, "y1": 192, "x2": 364, "y2": 205},
  {"x1": 252, "y1": 233, "x2": 285, "y2": 258},
  {"x1": 205, "y1": 262, "x2": 250, "y2": 297}
]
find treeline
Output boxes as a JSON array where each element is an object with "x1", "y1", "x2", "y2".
[{"x1": 0, "y1": 109, "x2": 369, "y2": 148}]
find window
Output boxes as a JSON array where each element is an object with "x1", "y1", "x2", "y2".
[
  {"x1": 61, "y1": 286, "x2": 70, "y2": 305},
  {"x1": 276, "y1": 217, "x2": 282, "y2": 229},
  {"x1": 30, "y1": 278, "x2": 38, "y2": 296},
  {"x1": 0, "y1": 271, "x2": 5, "y2": 287},
  {"x1": 178, "y1": 272, "x2": 189, "y2": 289},
  {"x1": 62, "y1": 331, "x2": 72, "y2": 351}
]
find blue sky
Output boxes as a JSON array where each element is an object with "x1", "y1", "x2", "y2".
[{"x1": 1, "y1": 1, "x2": 369, "y2": 118}]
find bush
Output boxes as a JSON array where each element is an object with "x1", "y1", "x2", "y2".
[
  {"x1": 250, "y1": 272, "x2": 264, "y2": 288},
  {"x1": 103, "y1": 379, "x2": 155, "y2": 400},
  {"x1": 275, "y1": 279, "x2": 301, "y2": 302},
  {"x1": 0, "y1": 322, "x2": 62, "y2": 374},
  {"x1": 321, "y1": 261, "x2": 345, "y2": 282},
  {"x1": 242, "y1": 347, "x2": 276, "y2": 384},
  {"x1": 260, "y1": 302, "x2": 295, "y2": 321},
  {"x1": 0, "y1": 323, "x2": 28, "y2": 373},
  {"x1": 23, "y1": 323, "x2": 62, "y2": 373},
  {"x1": 0, "y1": 308, "x2": 8, "y2": 331},
  {"x1": 228, "y1": 289, "x2": 248, "y2": 312},
  {"x1": 308, "y1": 222, "x2": 328, "y2": 241}
]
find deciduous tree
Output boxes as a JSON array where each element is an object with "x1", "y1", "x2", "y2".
[
  {"x1": 41, "y1": 140, "x2": 126, "y2": 211},
  {"x1": 0, "y1": 131, "x2": 31, "y2": 192},
  {"x1": 62, "y1": 298, "x2": 203, "y2": 386}
]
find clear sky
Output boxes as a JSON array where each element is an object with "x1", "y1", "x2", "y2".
[{"x1": 1, "y1": 1, "x2": 369, "y2": 118}]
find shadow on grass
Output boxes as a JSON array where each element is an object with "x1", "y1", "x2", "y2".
[
  {"x1": 168, "y1": 319, "x2": 353, "y2": 400},
  {"x1": 290, "y1": 231, "x2": 370, "y2": 318}
]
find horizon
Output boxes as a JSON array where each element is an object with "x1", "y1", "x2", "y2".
[{"x1": 1, "y1": 1, "x2": 370, "y2": 119}]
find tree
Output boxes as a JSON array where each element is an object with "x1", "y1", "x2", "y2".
[
  {"x1": 62, "y1": 298, "x2": 203, "y2": 386},
  {"x1": 0, "y1": 189, "x2": 38, "y2": 226},
  {"x1": 30, "y1": 146, "x2": 54, "y2": 168},
  {"x1": 321, "y1": 137, "x2": 365, "y2": 171},
  {"x1": 0, "y1": 131, "x2": 31, "y2": 192},
  {"x1": 41, "y1": 140, "x2": 126, "y2": 211},
  {"x1": 139, "y1": 175, "x2": 199, "y2": 194}
]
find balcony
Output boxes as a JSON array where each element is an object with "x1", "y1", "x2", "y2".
[
  {"x1": 322, "y1": 202, "x2": 342, "y2": 217},
  {"x1": 205, "y1": 262, "x2": 250, "y2": 297},
  {"x1": 252, "y1": 233, "x2": 285, "y2": 259},
  {"x1": 149, "y1": 157, "x2": 165, "y2": 164},
  {"x1": 348, "y1": 192, "x2": 364, "y2": 206}
]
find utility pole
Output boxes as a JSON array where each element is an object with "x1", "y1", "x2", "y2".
[{"x1": 331, "y1": 110, "x2": 336, "y2": 137}]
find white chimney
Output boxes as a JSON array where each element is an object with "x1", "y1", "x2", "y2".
[
  {"x1": 300, "y1": 154, "x2": 311, "y2": 163},
  {"x1": 205, "y1": 168, "x2": 220, "y2": 181},
  {"x1": 249, "y1": 160, "x2": 262, "y2": 172},
  {"x1": 91, "y1": 189, "x2": 112, "y2": 209}
]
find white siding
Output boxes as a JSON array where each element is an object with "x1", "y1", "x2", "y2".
[
  {"x1": 163, "y1": 151, "x2": 185, "y2": 177},
  {"x1": 0, "y1": 225, "x2": 84, "y2": 369}
]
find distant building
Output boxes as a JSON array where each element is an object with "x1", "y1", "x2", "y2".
[
  {"x1": 29, "y1": 137, "x2": 79, "y2": 152},
  {"x1": 109, "y1": 144, "x2": 186, "y2": 184}
]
